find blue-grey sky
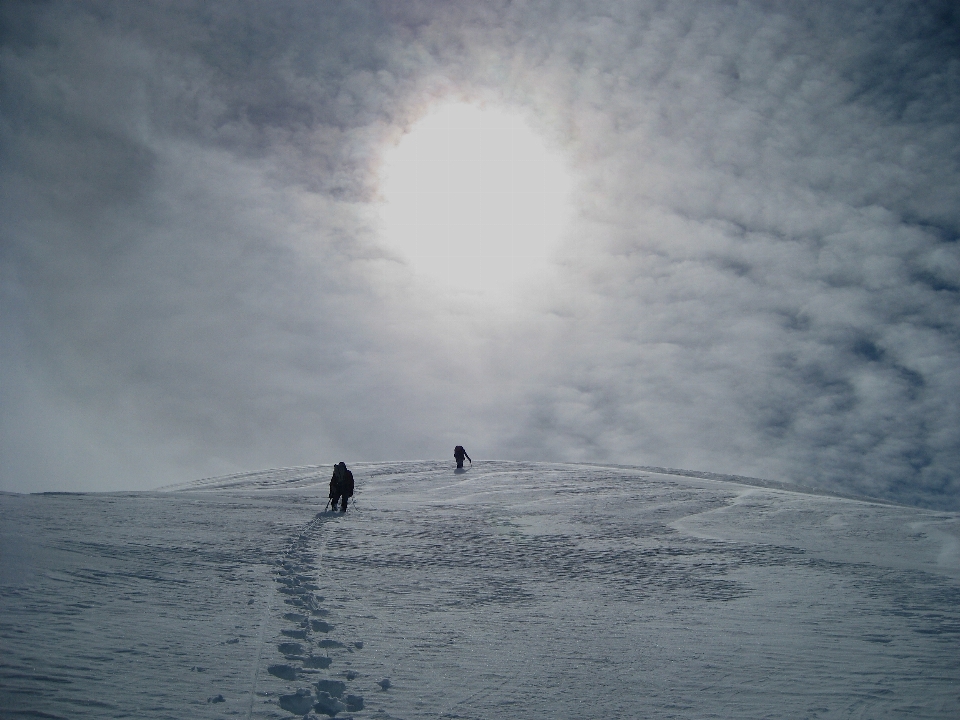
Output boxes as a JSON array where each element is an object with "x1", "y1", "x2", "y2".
[{"x1": 2, "y1": 1, "x2": 958, "y2": 508}]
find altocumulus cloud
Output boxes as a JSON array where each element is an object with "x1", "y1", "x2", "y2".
[{"x1": 1, "y1": 1, "x2": 958, "y2": 508}]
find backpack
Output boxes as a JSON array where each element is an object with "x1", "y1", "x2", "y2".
[{"x1": 342, "y1": 469, "x2": 354, "y2": 497}]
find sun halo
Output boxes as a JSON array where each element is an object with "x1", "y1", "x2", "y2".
[{"x1": 377, "y1": 102, "x2": 572, "y2": 300}]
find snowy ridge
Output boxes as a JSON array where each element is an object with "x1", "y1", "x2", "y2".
[
  {"x1": 161, "y1": 459, "x2": 898, "y2": 508},
  {"x1": 582, "y1": 463, "x2": 902, "y2": 506},
  {"x1": 2, "y1": 461, "x2": 959, "y2": 718},
  {"x1": 156, "y1": 464, "x2": 331, "y2": 492}
]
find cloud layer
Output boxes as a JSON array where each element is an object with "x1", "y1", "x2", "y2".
[{"x1": 2, "y1": 1, "x2": 958, "y2": 508}]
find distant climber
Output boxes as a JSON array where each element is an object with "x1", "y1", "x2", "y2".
[
  {"x1": 454, "y1": 446, "x2": 472, "y2": 470},
  {"x1": 329, "y1": 462, "x2": 354, "y2": 512}
]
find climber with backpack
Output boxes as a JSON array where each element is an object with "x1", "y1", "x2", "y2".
[{"x1": 328, "y1": 462, "x2": 355, "y2": 512}]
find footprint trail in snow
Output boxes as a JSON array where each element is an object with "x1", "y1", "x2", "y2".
[{"x1": 254, "y1": 512, "x2": 366, "y2": 718}]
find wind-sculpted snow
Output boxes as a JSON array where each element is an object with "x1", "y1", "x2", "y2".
[{"x1": 1, "y1": 462, "x2": 959, "y2": 718}]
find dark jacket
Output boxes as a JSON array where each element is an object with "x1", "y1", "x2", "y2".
[{"x1": 330, "y1": 463, "x2": 355, "y2": 498}]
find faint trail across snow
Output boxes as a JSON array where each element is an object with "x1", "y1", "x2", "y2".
[{"x1": 246, "y1": 565, "x2": 276, "y2": 720}]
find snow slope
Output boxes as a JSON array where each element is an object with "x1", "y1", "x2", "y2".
[{"x1": 2, "y1": 462, "x2": 959, "y2": 719}]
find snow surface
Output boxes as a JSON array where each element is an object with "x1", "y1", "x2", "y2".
[{"x1": 1, "y1": 461, "x2": 959, "y2": 719}]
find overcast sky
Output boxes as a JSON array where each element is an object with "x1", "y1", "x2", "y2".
[{"x1": 2, "y1": 1, "x2": 958, "y2": 508}]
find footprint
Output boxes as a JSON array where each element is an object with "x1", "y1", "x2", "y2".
[
  {"x1": 303, "y1": 655, "x2": 332, "y2": 669},
  {"x1": 311, "y1": 620, "x2": 333, "y2": 633},
  {"x1": 268, "y1": 664, "x2": 298, "y2": 681},
  {"x1": 277, "y1": 642, "x2": 304, "y2": 656},
  {"x1": 279, "y1": 586, "x2": 309, "y2": 596},
  {"x1": 278, "y1": 690, "x2": 314, "y2": 715},
  {"x1": 281, "y1": 628, "x2": 308, "y2": 639},
  {"x1": 316, "y1": 639, "x2": 345, "y2": 649},
  {"x1": 285, "y1": 594, "x2": 324, "y2": 612},
  {"x1": 313, "y1": 691, "x2": 345, "y2": 717}
]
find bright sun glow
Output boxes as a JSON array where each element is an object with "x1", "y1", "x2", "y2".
[{"x1": 378, "y1": 102, "x2": 572, "y2": 298}]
